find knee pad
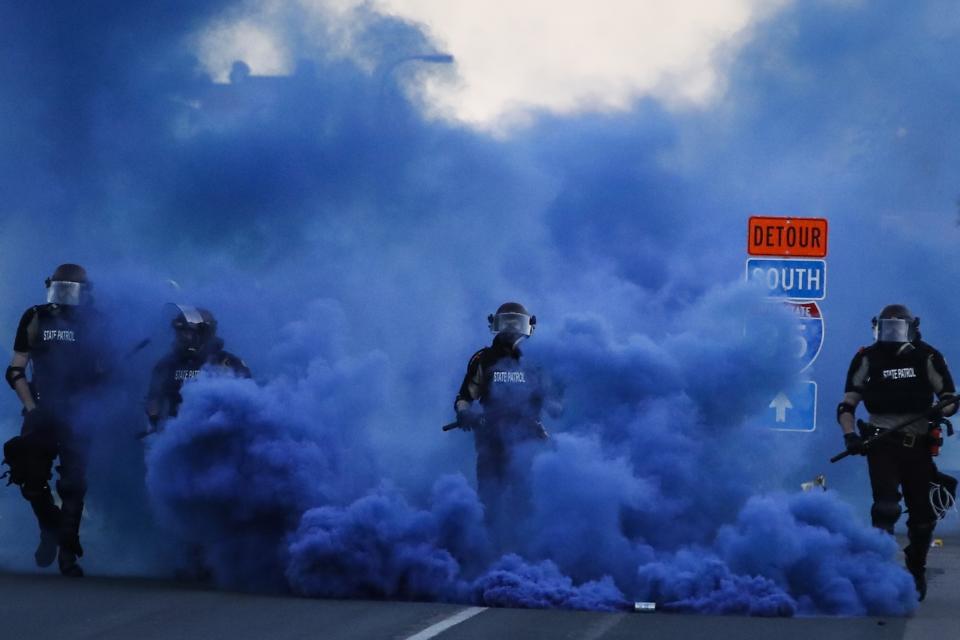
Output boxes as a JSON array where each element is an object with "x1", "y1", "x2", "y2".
[{"x1": 871, "y1": 501, "x2": 902, "y2": 532}]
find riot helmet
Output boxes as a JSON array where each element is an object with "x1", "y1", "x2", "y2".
[
  {"x1": 871, "y1": 304, "x2": 919, "y2": 343},
  {"x1": 45, "y1": 263, "x2": 91, "y2": 306},
  {"x1": 488, "y1": 302, "x2": 536, "y2": 337},
  {"x1": 170, "y1": 304, "x2": 218, "y2": 353}
]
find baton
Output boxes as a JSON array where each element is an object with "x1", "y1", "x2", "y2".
[{"x1": 830, "y1": 394, "x2": 960, "y2": 463}]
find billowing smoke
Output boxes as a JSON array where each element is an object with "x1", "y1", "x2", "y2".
[
  {"x1": 638, "y1": 492, "x2": 917, "y2": 616},
  {"x1": 134, "y1": 283, "x2": 916, "y2": 615},
  {"x1": 3, "y1": 0, "x2": 959, "y2": 618}
]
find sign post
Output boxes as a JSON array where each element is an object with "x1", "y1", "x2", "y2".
[{"x1": 746, "y1": 216, "x2": 828, "y2": 432}]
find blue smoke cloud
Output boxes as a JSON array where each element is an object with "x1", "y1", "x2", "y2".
[
  {"x1": 637, "y1": 550, "x2": 795, "y2": 616},
  {"x1": 145, "y1": 339, "x2": 382, "y2": 590},
  {"x1": 3, "y1": 0, "x2": 956, "y2": 617},
  {"x1": 471, "y1": 555, "x2": 626, "y2": 611},
  {"x1": 136, "y1": 282, "x2": 915, "y2": 614},
  {"x1": 637, "y1": 491, "x2": 917, "y2": 616},
  {"x1": 286, "y1": 485, "x2": 464, "y2": 601},
  {"x1": 714, "y1": 493, "x2": 917, "y2": 616}
]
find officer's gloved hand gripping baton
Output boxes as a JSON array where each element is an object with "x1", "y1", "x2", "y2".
[
  {"x1": 442, "y1": 414, "x2": 485, "y2": 432},
  {"x1": 830, "y1": 394, "x2": 960, "y2": 463}
]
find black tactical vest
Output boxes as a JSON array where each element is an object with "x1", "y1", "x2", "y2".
[
  {"x1": 29, "y1": 305, "x2": 101, "y2": 402},
  {"x1": 151, "y1": 344, "x2": 248, "y2": 418},
  {"x1": 156, "y1": 352, "x2": 204, "y2": 417},
  {"x1": 481, "y1": 352, "x2": 543, "y2": 421},
  {"x1": 861, "y1": 343, "x2": 933, "y2": 414}
]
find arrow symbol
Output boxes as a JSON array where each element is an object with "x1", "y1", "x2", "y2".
[{"x1": 770, "y1": 392, "x2": 793, "y2": 422}]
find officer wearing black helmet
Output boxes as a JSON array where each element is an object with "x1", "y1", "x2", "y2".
[
  {"x1": 837, "y1": 304, "x2": 957, "y2": 600},
  {"x1": 3, "y1": 264, "x2": 105, "y2": 577},
  {"x1": 453, "y1": 302, "x2": 551, "y2": 514},
  {"x1": 145, "y1": 304, "x2": 250, "y2": 431}
]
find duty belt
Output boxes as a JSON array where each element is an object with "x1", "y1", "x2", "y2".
[{"x1": 859, "y1": 422, "x2": 926, "y2": 448}]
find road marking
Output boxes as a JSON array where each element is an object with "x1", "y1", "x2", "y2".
[
  {"x1": 402, "y1": 607, "x2": 487, "y2": 640},
  {"x1": 578, "y1": 613, "x2": 626, "y2": 640}
]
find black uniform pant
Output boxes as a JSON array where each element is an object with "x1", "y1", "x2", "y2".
[
  {"x1": 865, "y1": 437, "x2": 937, "y2": 566},
  {"x1": 474, "y1": 419, "x2": 545, "y2": 521},
  {"x1": 475, "y1": 436, "x2": 509, "y2": 513},
  {"x1": 19, "y1": 407, "x2": 89, "y2": 552}
]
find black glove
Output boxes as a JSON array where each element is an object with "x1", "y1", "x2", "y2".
[
  {"x1": 844, "y1": 432, "x2": 865, "y2": 455},
  {"x1": 456, "y1": 410, "x2": 474, "y2": 431}
]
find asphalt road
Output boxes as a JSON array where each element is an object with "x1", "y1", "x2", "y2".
[{"x1": 0, "y1": 538, "x2": 957, "y2": 640}]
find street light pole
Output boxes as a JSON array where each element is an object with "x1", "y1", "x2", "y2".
[{"x1": 378, "y1": 53, "x2": 455, "y2": 104}]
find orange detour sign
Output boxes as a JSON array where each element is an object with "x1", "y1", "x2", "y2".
[{"x1": 748, "y1": 216, "x2": 828, "y2": 258}]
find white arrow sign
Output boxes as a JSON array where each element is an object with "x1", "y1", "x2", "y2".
[{"x1": 770, "y1": 392, "x2": 793, "y2": 422}]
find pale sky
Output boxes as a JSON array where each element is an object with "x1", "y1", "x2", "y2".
[{"x1": 196, "y1": 1, "x2": 789, "y2": 131}]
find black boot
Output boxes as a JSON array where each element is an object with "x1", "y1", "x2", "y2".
[
  {"x1": 57, "y1": 490, "x2": 85, "y2": 578},
  {"x1": 57, "y1": 535, "x2": 84, "y2": 578},
  {"x1": 23, "y1": 483, "x2": 61, "y2": 568},
  {"x1": 58, "y1": 550, "x2": 83, "y2": 578},
  {"x1": 35, "y1": 528, "x2": 58, "y2": 568},
  {"x1": 903, "y1": 547, "x2": 927, "y2": 602},
  {"x1": 905, "y1": 522, "x2": 934, "y2": 602},
  {"x1": 904, "y1": 545, "x2": 927, "y2": 601}
]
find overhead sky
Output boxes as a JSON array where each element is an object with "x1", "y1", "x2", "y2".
[{"x1": 195, "y1": 0, "x2": 789, "y2": 129}]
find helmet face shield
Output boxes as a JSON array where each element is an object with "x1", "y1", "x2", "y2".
[
  {"x1": 168, "y1": 304, "x2": 211, "y2": 352},
  {"x1": 872, "y1": 304, "x2": 918, "y2": 342},
  {"x1": 46, "y1": 281, "x2": 85, "y2": 306},
  {"x1": 876, "y1": 318, "x2": 910, "y2": 343},
  {"x1": 491, "y1": 312, "x2": 533, "y2": 336}
]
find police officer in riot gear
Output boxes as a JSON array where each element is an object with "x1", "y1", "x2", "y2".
[
  {"x1": 453, "y1": 302, "x2": 550, "y2": 515},
  {"x1": 837, "y1": 304, "x2": 957, "y2": 600},
  {"x1": 145, "y1": 305, "x2": 250, "y2": 431},
  {"x1": 3, "y1": 264, "x2": 105, "y2": 577}
]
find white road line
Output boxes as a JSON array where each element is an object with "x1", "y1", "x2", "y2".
[
  {"x1": 402, "y1": 606, "x2": 488, "y2": 640},
  {"x1": 578, "y1": 613, "x2": 626, "y2": 640}
]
